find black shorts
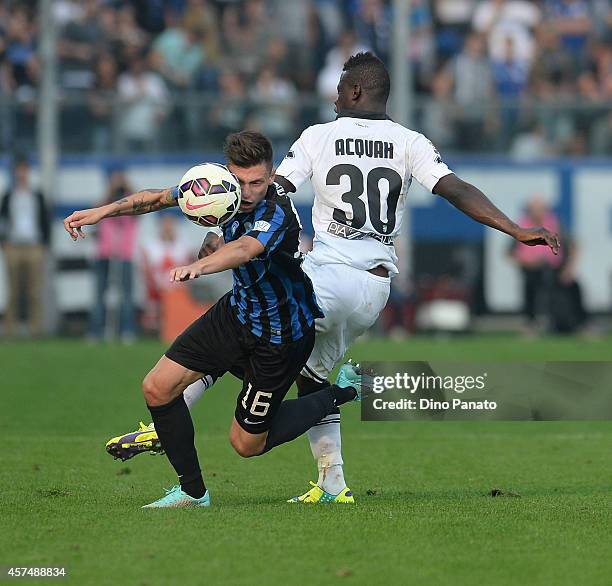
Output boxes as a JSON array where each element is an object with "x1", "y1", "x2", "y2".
[{"x1": 165, "y1": 292, "x2": 315, "y2": 434}]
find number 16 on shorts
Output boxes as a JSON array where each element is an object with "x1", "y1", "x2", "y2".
[{"x1": 240, "y1": 383, "x2": 273, "y2": 426}]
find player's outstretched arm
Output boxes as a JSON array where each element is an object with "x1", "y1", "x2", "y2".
[
  {"x1": 433, "y1": 174, "x2": 561, "y2": 254},
  {"x1": 171, "y1": 236, "x2": 264, "y2": 281},
  {"x1": 63, "y1": 187, "x2": 178, "y2": 241}
]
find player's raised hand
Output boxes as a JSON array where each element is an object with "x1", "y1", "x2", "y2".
[
  {"x1": 170, "y1": 262, "x2": 203, "y2": 282},
  {"x1": 63, "y1": 208, "x2": 107, "y2": 240},
  {"x1": 515, "y1": 227, "x2": 561, "y2": 255}
]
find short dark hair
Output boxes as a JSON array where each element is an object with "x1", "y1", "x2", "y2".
[
  {"x1": 223, "y1": 131, "x2": 273, "y2": 169},
  {"x1": 342, "y1": 51, "x2": 390, "y2": 103}
]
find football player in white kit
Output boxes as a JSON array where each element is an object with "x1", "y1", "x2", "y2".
[
  {"x1": 106, "y1": 52, "x2": 559, "y2": 504},
  {"x1": 274, "y1": 52, "x2": 558, "y2": 503}
]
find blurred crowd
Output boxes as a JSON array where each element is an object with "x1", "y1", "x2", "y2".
[{"x1": 0, "y1": 0, "x2": 611, "y2": 155}]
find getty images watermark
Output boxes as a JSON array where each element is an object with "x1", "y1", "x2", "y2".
[
  {"x1": 370, "y1": 370, "x2": 495, "y2": 412},
  {"x1": 360, "y1": 362, "x2": 612, "y2": 421}
]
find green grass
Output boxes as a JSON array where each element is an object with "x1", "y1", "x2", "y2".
[{"x1": 2, "y1": 336, "x2": 612, "y2": 585}]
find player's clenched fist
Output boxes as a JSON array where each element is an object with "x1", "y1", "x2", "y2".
[
  {"x1": 170, "y1": 262, "x2": 204, "y2": 282},
  {"x1": 63, "y1": 208, "x2": 107, "y2": 240}
]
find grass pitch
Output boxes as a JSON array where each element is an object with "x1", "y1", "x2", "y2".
[{"x1": 2, "y1": 335, "x2": 612, "y2": 585}]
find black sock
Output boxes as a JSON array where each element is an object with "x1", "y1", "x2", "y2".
[
  {"x1": 297, "y1": 375, "x2": 341, "y2": 416},
  {"x1": 297, "y1": 374, "x2": 356, "y2": 407},
  {"x1": 147, "y1": 394, "x2": 206, "y2": 499},
  {"x1": 262, "y1": 384, "x2": 355, "y2": 453},
  {"x1": 329, "y1": 383, "x2": 357, "y2": 407}
]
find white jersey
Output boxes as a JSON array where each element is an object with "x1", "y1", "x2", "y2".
[{"x1": 276, "y1": 112, "x2": 453, "y2": 274}]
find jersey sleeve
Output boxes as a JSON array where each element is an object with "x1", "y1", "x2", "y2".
[
  {"x1": 408, "y1": 134, "x2": 454, "y2": 193},
  {"x1": 244, "y1": 200, "x2": 287, "y2": 254},
  {"x1": 275, "y1": 128, "x2": 313, "y2": 191}
]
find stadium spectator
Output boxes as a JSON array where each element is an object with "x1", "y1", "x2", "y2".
[
  {"x1": 2, "y1": 4, "x2": 38, "y2": 148},
  {"x1": 88, "y1": 53, "x2": 119, "y2": 153},
  {"x1": 591, "y1": 74, "x2": 612, "y2": 155},
  {"x1": 0, "y1": 156, "x2": 50, "y2": 338},
  {"x1": 590, "y1": 39, "x2": 612, "y2": 88},
  {"x1": 510, "y1": 121, "x2": 555, "y2": 160},
  {"x1": 433, "y1": 0, "x2": 478, "y2": 58},
  {"x1": 248, "y1": 66, "x2": 298, "y2": 150},
  {"x1": 529, "y1": 24, "x2": 575, "y2": 92},
  {"x1": 53, "y1": 0, "x2": 84, "y2": 28},
  {"x1": 89, "y1": 169, "x2": 138, "y2": 343},
  {"x1": 511, "y1": 196, "x2": 562, "y2": 336},
  {"x1": 140, "y1": 212, "x2": 193, "y2": 332},
  {"x1": 269, "y1": 0, "x2": 317, "y2": 47},
  {"x1": 221, "y1": 0, "x2": 277, "y2": 77},
  {"x1": 151, "y1": 9, "x2": 210, "y2": 148},
  {"x1": 109, "y1": 4, "x2": 150, "y2": 76},
  {"x1": 549, "y1": 234, "x2": 589, "y2": 334},
  {"x1": 3, "y1": 5, "x2": 38, "y2": 94},
  {"x1": 57, "y1": 0, "x2": 104, "y2": 91},
  {"x1": 493, "y1": 36, "x2": 530, "y2": 98},
  {"x1": 208, "y1": 70, "x2": 248, "y2": 145},
  {"x1": 262, "y1": 38, "x2": 293, "y2": 85},
  {"x1": 316, "y1": 29, "x2": 368, "y2": 121},
  {"x1": 152, "y1": 11, "x2": 206, "y2": 90},
  {"x1": 592, "y1": 0, "x2": 612, "y2": 41},
  {"x1": 354, "y1": 0, "x2": 392, "y2": 64},
  {"x1": 114, "y1": 4, "x2": 149, "y2": 56},
  {"x1": 545, "y1": 0, "x2": 593, "y2": 64},
  {"x1": 182, "y1": 0, "x2": 220, "y2": 64},
  {"x1": 472, "y1": 0, "x2": 541, "y2": 64},
  {"x1": 409, "y1": 0, "x2": 436, "y2": 91},
  {"x1": 117, "y1": 53, "x2": 169, "y2": 152},
  {"x1": 574, "y1": 70, "x2": 606, "y2": 139},
  {"x1": 421, "y1": 69, "x2": 456, "y2": 150},
  {"x1": 285, "y1": 4, "x2": 328, "y2": 96},
  {"x1": 311, "y1": 0, "x2": 345, "y2": 42},
  {"x1": 447, "y1": 33, "x2": 494, "y2": 151},
  {"x1": 590, "y1": 111, "x2": 612, "y2": 155},
  {"x1": 492, "y1": 36, "x2": 530, "y2": 147}
]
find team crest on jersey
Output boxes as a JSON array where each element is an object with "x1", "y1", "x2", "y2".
[
  {"x1": 230, "y1": 220, "x2": 239, "y2": 236},
  {"x1": 254, "y1": 220, "x2": 271, "y2": 232}
]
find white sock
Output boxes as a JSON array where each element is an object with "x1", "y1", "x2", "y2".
[
  {"x1": 307, "y1": 413, "x2": 346, "y2": 495},
  {"x1": 183, "y1": 375, "x2": 215, "y2": 410}
]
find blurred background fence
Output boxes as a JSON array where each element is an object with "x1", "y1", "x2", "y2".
[{"x1": 3, "y1": 94, "x2": 612, "y2": 156}]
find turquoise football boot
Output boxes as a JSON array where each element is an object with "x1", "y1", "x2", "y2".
[
  {"x1": 334, "y1": 361, "x2": 371, "y2": 401},
  {"x1": 142, "y1": 485, "x2": 211, "y2": 509}
]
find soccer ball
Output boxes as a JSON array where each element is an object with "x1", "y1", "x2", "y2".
[{"x1": 176, "y1": 163, "x2": 241, "y2": 227}]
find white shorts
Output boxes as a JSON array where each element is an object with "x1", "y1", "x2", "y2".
[{"x1": 301, "y1": 255, "x2": 391, "y2": 383}]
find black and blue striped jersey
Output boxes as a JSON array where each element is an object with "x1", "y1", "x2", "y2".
[{"x1": 222, "y1": 183, "x2": 323, "y2": 344}]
